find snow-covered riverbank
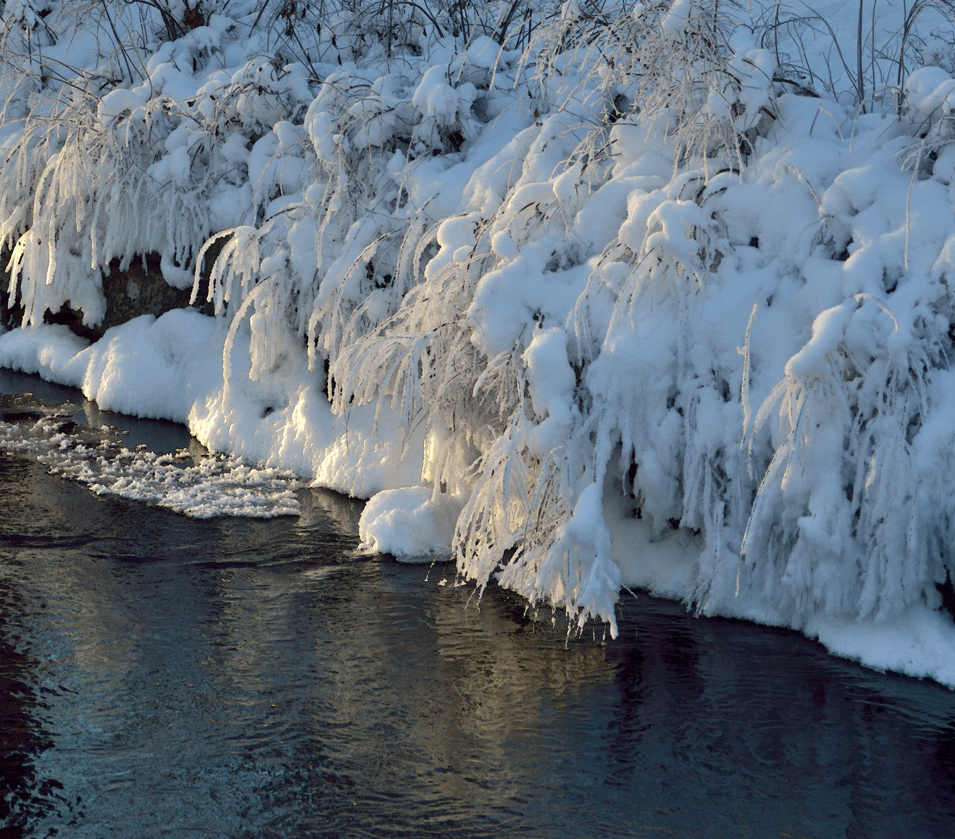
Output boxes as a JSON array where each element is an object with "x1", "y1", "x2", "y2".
[{"x1": 3, "y1": 0, "x2": 955, "y2": 684}]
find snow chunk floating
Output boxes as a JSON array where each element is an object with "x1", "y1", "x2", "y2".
[
  {"x1": 60, "y1": 448, "x2": 303, "y2": 518},
  {"x1": 0, "y1": 400, "x2": 301, "y2": 518}
]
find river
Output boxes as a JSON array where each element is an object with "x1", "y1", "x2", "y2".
[{"x1": 1, "y1": 370, "x2": 954, "y2": 838}]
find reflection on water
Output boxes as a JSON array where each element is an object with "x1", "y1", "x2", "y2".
[
  {"x1": 0, "y1": 554, "x2": 52, "y2": 832},
  {"x1": 1, "y1": 377, "x2": 955, "y2": 838}
]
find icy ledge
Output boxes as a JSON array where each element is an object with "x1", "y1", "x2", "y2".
[{"x1": 2, "y1": 311, "x2": 954, "y2": 689}]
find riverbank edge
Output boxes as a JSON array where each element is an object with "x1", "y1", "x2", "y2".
[{"x1": 2, "y1": 312, "x2": 954, "y2": 691}]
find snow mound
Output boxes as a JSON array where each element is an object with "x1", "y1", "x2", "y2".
[{"x1": 358, "y1": 485, "x2": 463, "y2": 561}]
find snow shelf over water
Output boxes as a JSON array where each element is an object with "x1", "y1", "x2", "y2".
[{"x1": 3, "y1": 0, "x2": 955, "y2": 686}]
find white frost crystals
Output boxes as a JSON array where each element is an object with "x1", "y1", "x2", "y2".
[{"x1": 4, "y1": 0, "x2": 955, "y2": 683}]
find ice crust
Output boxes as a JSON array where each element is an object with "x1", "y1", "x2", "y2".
[{"x1": 3, "y1": 0, "x2": 955, "y2": 685}]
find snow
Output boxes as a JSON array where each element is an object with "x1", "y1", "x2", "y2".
[
  {"x1": 2, "y1": 0, "x2": 955, "y2": 686},
  {"x1": 0, "y1": 406, "x2": 304, "y2": 518},
  {"x1": 358, "y1": 485, "x2": 463, "y2": 561}
]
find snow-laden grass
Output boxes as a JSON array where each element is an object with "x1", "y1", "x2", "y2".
[{"x1": 4, "y1": 0, "x2": 955, "y2": 681}]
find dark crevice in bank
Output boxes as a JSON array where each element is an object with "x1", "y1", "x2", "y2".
[{"x1": 1, "y1": 245, "x2": 221, "y2": 342}]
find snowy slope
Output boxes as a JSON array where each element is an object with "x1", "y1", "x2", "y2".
[{"x1": 3, "y1": 0, "x2": 955, "y2": 684}]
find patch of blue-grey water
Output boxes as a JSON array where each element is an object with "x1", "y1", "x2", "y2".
[{"x1": 1, "y1": 369, "x2": 955, "y2": 839}]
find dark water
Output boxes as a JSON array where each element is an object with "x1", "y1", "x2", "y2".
[{"x1": 2, "y1": 373, "x2": 955, "y2": 838}]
